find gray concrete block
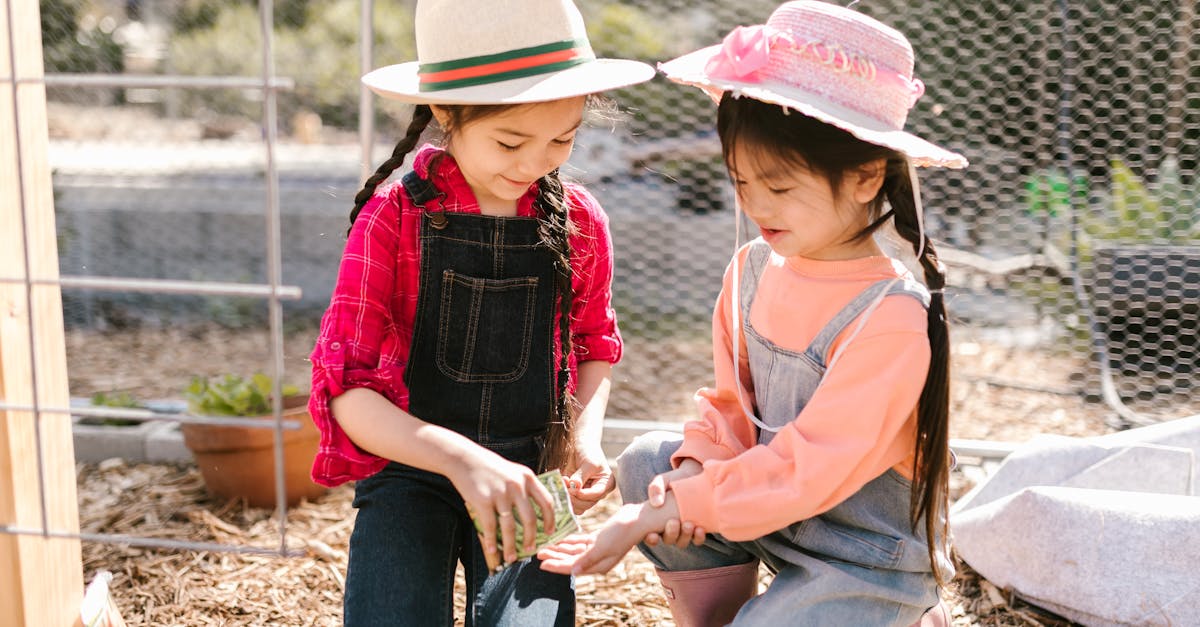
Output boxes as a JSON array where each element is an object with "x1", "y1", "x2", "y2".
[
  {"x1": 144, "y1": 421, "x2": 192, "y2": 464},
  {"x1": 72, "y1": 419, "x2": 152, "y2": 463},
  {"x1": 1093, "y1": 413, "x2": 1200, "y2": 490},
  {"x1": 953, "y1": 424, "x2": 1197, "y2": 515},
  {"x1": 1059, "y1": 443, "x2": 1192, "y2": 492}
]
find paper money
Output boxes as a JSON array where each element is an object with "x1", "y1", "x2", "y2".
[{"x1": 471, "y1": 469, "x2": 580, "y2": 573}]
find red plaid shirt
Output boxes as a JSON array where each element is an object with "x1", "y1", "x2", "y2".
[{"x1": 308, "y1": 145, "x2": 623, "y2": 486}]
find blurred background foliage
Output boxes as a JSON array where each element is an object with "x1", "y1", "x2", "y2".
[
  {"x1": 41, "y1": 0, "x2": 125, "y2": 74},
  {"x1": 168, "y1": 0, "x2": 414, "y2": 129}
]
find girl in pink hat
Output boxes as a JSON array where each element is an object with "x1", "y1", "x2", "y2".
[
  {"x1": 539, "y1": 2, "x2": 965, "y2": 625},
  {"x1": 306, "y1": 0, "x2": 652, "y2": 624}
]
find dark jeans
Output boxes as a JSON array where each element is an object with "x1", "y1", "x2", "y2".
[{"x1": 344, "y1": 461, "x2": 574, "y2": 626}]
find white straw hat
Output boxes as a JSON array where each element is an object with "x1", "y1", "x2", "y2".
[
  {"x1": 363, "y1": 0, "x2": 655, "y2": 105},
  {"x1": 659, "y1": 1, "x2": 966, "y2": 168}
]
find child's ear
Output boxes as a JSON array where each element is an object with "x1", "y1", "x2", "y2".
[
  {"x1": 850, "y1": 159, "x2": 887, "y2": 204},
  {"x1": 429, "y1": 105, "x2": 451, "y2": 130}
]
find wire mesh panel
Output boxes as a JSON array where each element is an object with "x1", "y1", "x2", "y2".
[
  {"x1": 37, "y1": 0, "x2": 1200, "y2": 430},
  {"x1": 28, "y1": 0, "x2": 1200, "y2": 551},
  {"x1": 11, "y1": 0, "x2": 1198, "y2": 623},
  {"x1": 585, "y1": 0, "x2": 1200, "y2": 426},
  {"x1": 28, "y1": 0, "x2": 309, "y2": 563}
]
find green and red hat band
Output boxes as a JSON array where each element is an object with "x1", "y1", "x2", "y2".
[{"x1": 418, "y1": 39, "x2": 595, "y2": 92}]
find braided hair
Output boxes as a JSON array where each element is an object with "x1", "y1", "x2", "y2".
[
  {"x1": 348, "y1": 104, "x2": 434, "y2": 231},
  {"x1": 878, "y1": 153, "x2": 950, "y2": 583},
  {"x1": 881, "y1": 156, "x2": 953, "y2": 586},
  {"x1": 348, "y1": 102, "x2": 579, "y2": 472},
  {"x1": 533, "y1": 168, "x2": 577, "y2": 473},
  {"x1": 717, "y1": 95, "x2": 953, "y2": 584}
]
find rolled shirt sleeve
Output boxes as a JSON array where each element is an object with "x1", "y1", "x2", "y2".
[
  {"x1": 308, "y1": 186, "x2": 407, "y2": 486},
  {"x1": 565, "y1": 184, "x2": 623, "y2": 366}
]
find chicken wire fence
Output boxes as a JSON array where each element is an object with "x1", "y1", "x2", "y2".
[{"x1": 19, "y1": 0, "x2": 1200, "y2": 553}]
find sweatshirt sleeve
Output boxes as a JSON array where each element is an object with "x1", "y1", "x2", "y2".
[{"x1": 671, "y1": 287, "x2": 930, "y2": 540}]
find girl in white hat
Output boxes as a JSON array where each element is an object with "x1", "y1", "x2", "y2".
[
  {"x1": 306, "y1": 1, "x2": 652, "y2": 624},
  {"x1": 539, "y1": 2, "x2": 965, "y2": 625}
]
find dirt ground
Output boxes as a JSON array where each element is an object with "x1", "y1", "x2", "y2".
[{"x1": 61, "y1": 323, "x2": 1200, "y2": 626}]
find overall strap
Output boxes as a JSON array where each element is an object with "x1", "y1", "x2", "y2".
[
  {"x1": 738, "y1": 238, "x2": 773, "y2": 318},
  {"x1": 401, "y1": 170, "x2": 440, "y2": 206},
  {"x1": 805, "y1": 277, "x2": 930, "y2": 368},
  {"x1": 401, "y1": 170, "x2": 448, "y2": 229}
]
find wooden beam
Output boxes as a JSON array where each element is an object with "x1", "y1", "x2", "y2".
[{"x1": 0, "y1": 0, "x2": 85, "y2": 625}]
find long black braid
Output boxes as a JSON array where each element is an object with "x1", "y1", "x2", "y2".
[
  {"x1": 884, "y1": 158, "x2": 953, "y2": 585},
  {"x1": 533, "y1": 168, "x2": 577, "y2": 472},
  {"x1": 347, "y1": 104, "x2": 434, "y2": 231}
]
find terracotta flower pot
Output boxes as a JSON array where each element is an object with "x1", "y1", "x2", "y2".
[{"x1": 181, "y1": 395, "x2": 327, "y2": 508}]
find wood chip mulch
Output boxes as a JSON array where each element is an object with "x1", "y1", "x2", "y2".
[
  {"x1": 67, "y1": 325, "x2": 1191, "y2": 625},
  {"x1": 79, "y1": 459, "x2": 1077, "y2": 627}
]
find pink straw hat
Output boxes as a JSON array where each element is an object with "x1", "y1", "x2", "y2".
[
  {"x1": 363, "y1": 0, "x2": 654, "y2": 105},
  {"x1": 659, "y1": 0, "x2": 967, "y2": 169}
]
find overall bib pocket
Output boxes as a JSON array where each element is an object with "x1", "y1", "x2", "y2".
[{"x1": 436, "y1": 270, "x2": 539, "y2": 384}]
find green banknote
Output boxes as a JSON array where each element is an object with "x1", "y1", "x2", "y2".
[{"x1": 472, "y1": 469, "x2": 580, "y2": 572}]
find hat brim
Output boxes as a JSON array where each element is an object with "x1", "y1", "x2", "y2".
[
  {"x1": 363, "y1": 58, "x2": 656, "y2": 105},
  {"x1": 659, "y1": 45, "x2": 967, "y2": 169}
]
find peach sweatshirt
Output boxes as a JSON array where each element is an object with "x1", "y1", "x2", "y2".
[{"x1": 669, "y1": 247, "x2": 931, "y2": 541}]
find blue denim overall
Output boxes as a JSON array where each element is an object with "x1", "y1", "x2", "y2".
[
  {"x1": 618, "y1": 239, "x2": 948, "y2": 626},
  {"x1": 344, "y1": 172, "x2": 573, "y2": 627}
]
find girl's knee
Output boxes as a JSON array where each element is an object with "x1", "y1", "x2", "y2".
[{"x1": 616, "y1": 431, "x2": 683, "y2": 503}]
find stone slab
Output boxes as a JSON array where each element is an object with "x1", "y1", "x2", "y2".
[
  {"x1": 952, "y1": 414, "x2": 1200, "y2": 626},
  {"x1": 953, "y1": 486, "x2": 1200, "y2": 626}
]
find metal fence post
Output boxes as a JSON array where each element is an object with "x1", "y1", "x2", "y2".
[{"x1": 359, "y1": 0, "x2": 375, "y2": 184}]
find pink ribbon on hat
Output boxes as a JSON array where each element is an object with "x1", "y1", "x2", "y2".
[
  {"x1": 704, "y1": 25, "x2": 792, "y2": 81},
  {"x1": 704, "y1": 24, "x2": 926, "y2": 107}
]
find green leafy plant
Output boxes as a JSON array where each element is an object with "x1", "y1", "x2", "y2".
[
  {"x1": 1107, "y1": 158, "x2": 1198, "y2": 243},
  {"x1": 185, "y1": 374, "x2": 299, "y2": 417},
  {"x1": 86, "y1": 390, "x2": 142, "y2": 426},
  {"x1": 40, "y1": 0, "x2": 125, "y2": 75},
  {"x1": 1024, "y1": 158, "x2": 1199, "y2": 261},
  {"x1": 1023, "y1": 167, "x2": 1088, "y2": 219},
  {"x1": 1016, "y1": 159, "x2": 1199, "y2": 337},
  {"x1": 582, "y1": 4, "x2": 668, "y2": 61},
  {"x1": 91, "y1": 391, "x2": 140, "y2": 409}
]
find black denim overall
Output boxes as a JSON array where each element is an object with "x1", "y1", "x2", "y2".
[
  {"x1": 403, "y1": 171, "x2": 557, "y2": 446},
  {"x1": 344, "y1": 172, "x2": 573, "y2": 627}
]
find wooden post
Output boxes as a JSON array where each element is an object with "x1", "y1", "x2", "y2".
[{"x1": 0, "y1": 0, "x2": 85, "y2": 625}]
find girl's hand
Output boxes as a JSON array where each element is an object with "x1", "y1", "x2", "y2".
[
  {"x1": 448, "y1": 449, "x2": 556, "y2": 569},
  {"x1": 535, "y1": 534, "x2": 597, "y2": 574},
  {"x1": 646, "y1": 458, "x2": 703, "y2": 507},
  {"x1": 566, "y1": 444, "x2": 615, "y2": 515},
  {"x1": 538, "y1": 503, "x2": 648, "y2": 575},
  {"x1": 644, "y1": 518, "x2": 706, "y2": 549}
]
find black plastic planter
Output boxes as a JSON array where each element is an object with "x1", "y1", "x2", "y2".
[{"x1": 1090, "y1": 245, "x2": 1199, "y2": 399}]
